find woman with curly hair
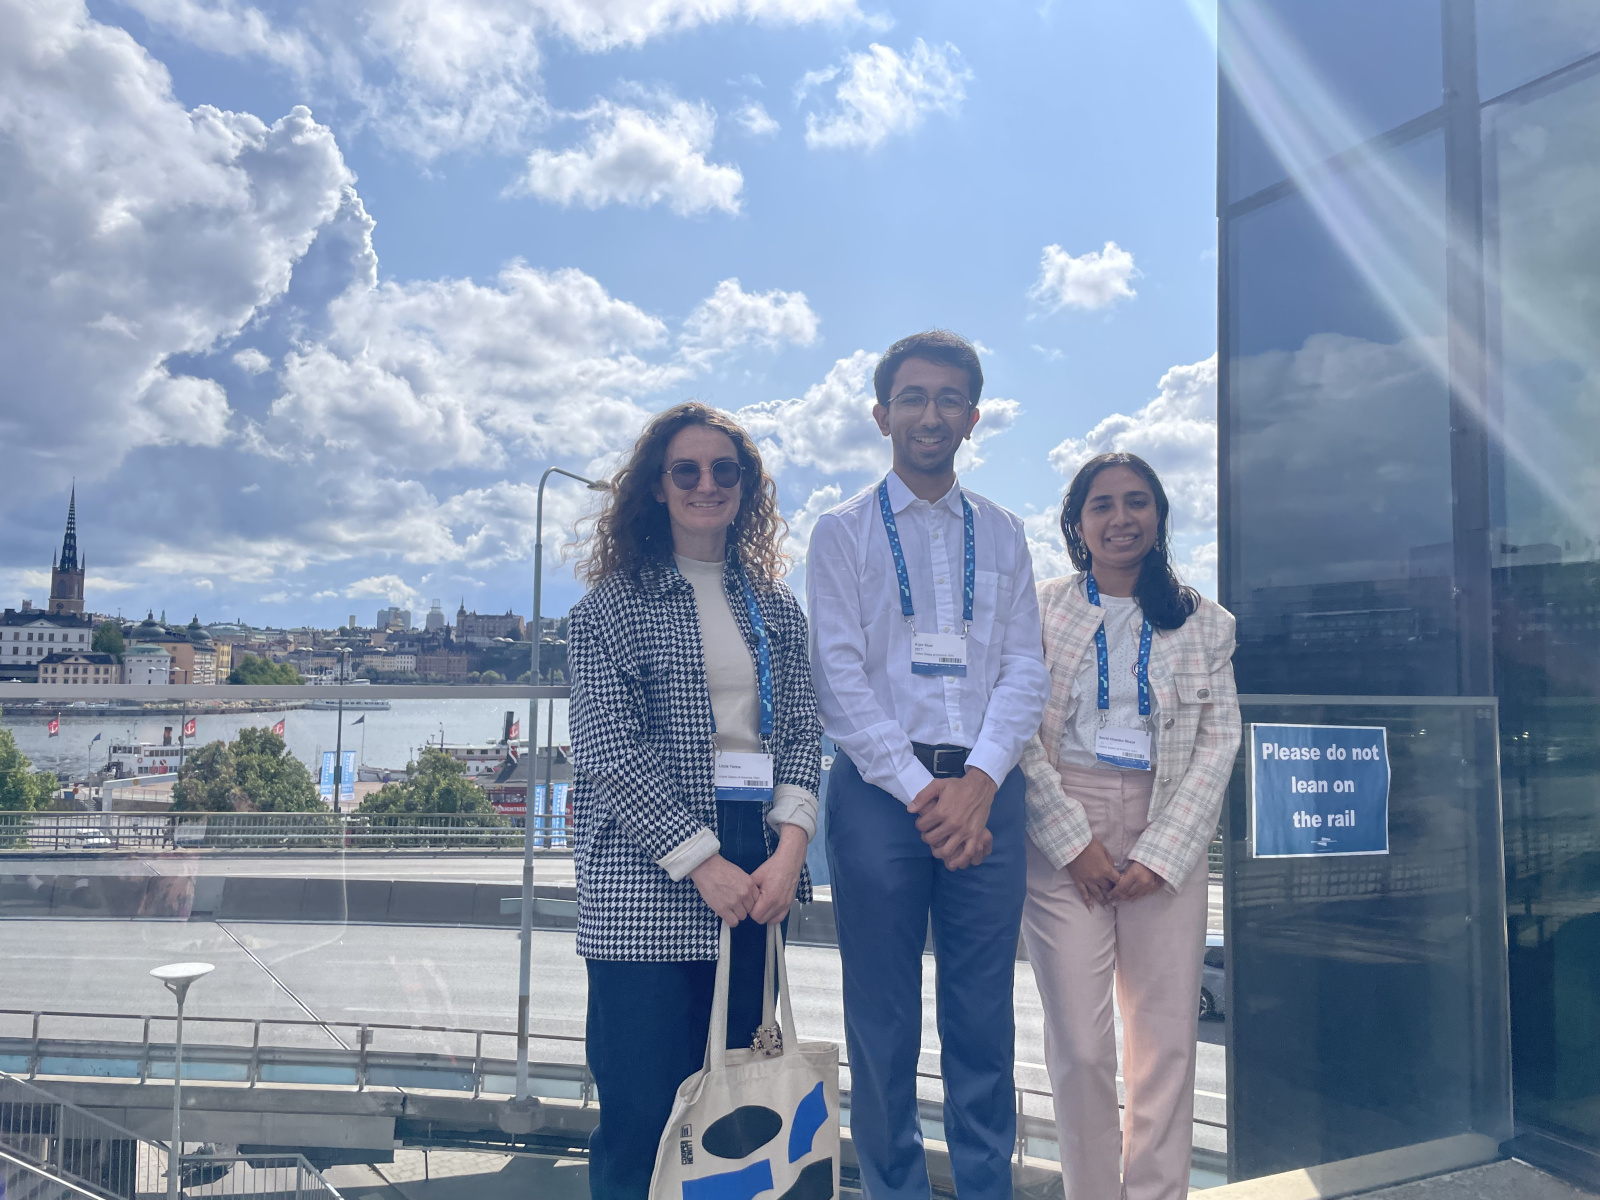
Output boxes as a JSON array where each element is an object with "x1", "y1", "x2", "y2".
[{"x1": 568, "y1": 401, "x2": 821, "y2": 1200}]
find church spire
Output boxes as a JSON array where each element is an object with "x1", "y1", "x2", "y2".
[{"x1": 59, "y1": 485, "x2": 79, "y2": 572}]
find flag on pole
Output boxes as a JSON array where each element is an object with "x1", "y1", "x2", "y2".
[
  {"x1": 91, "y1": 732, "x2": 102, "y2": 745},
  {"x1": 47, "y1": 718, "x2": 60, "y2": 738},
  {"x1": 272, "y1": 718, "x2": 286, "y2": 736},
  {"x1": 184, "y1": 717, "x2": 197, "y2": 737},
  {"x1": 352, "y1": 715, "x2": 365, "y2": 726}
]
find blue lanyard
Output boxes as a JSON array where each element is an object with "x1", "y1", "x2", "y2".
[
  {"x1": 1086, "y1": 572, "x2": 1152, "y2": 721},
  {"x1": 736, "y1": 566, "x2": 775, "y2": 740},
  {"x1": 877, "y1": 478, "x2": 975, "y2": 632}
]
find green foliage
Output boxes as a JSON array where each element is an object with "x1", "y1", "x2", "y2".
[
  {"x1": 0, "y1": 728, "x2": 57, "y2": 811},
  {"x1": 172, "y1": 728, "x2": 323, "y2": 812},
  {"x1": 358, "y1": 747, "x2": 501, "y2": 817},
  {"x1": 478, "y1": 670, "x2": 504, "y2": 684},
  {"x1": 228, "y1": 654, "x2": 302, "y2": 685},
  {"x1": 92, "y1": 622, "x2": 125, "y2": 657}
]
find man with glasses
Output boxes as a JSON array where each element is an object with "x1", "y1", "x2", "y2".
[{"x1": 808, "y1": 330, "x2": 1048, "y2": 1200}]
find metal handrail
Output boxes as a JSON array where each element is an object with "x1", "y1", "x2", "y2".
[
  {"x1": 0, "y1": 810, "x2": 569, "y2": 853},
  {"x1": 1, "y1": 1069, "x2": 341, "y2": 1198}
]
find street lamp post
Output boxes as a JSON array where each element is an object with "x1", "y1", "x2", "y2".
[
  {"x1": 516, "y1": 467, "x2": 607, "y2": 1106},
  {"x1": 151, "y1": 962, "x2": 215, "y2": 1200},
  {"x1": 332, "y1": 648, "x2": 350, "y2": 814}
]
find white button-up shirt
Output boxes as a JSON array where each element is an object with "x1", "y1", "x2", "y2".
[{"x1": 807, "y1": 471, "x2": 1049, "y2": 806}]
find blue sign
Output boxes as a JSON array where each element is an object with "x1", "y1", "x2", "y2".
[
  {"x1": 1250, "y1": 724, "x2": 1390, "y2": 858},
  {"x1": 319, "y1": 750, "x2": 357, "y2": 801}
]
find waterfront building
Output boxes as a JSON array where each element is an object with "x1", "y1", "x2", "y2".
[
  {"x1": 38, "y1": 651, "x2": 118, "y2": 685},
  {"x1": 454, "y1": 603, "x2": 525, "y2": 644},
  {"x1": 0, "y1": 608, "x2": 93, "y2": 681},
  {"x1": 121, "y1": 642, "x2": 171, "y2": 686},
  {"x1": 1220, "y1": 0, "x2": 1600, "y2": 1182}
]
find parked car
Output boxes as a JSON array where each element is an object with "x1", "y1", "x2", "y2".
[
  {"x1": 1200, "y1": 933, "x2": 1225, "y2": 1020},
  {"x1": 69, "y1": 827, "x2": 116, "y2": 850}
]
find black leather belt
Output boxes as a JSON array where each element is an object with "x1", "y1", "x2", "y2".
[{"x1": 912, "y1": 742, "x2": 970, "y2": 779}]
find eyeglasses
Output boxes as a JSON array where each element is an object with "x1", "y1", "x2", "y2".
[
  {"x1": 664, "y1": 459, "x2": 745, "y2": 491},
  {"x1": 890, "y1": 390, "x2": 973, "y2": 417}
]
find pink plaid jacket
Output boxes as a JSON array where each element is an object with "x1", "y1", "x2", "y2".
[{"x1": 1020, "y1": 573, "x2": 1241, "y2": 890}]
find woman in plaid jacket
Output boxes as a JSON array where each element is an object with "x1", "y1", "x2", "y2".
[
  {"x1": 568, "y1": 402, "x2": 821, "y2": 1200},
  {"x1": 1020, "y1": 452, "x2": 1241, "y2": 1200}
]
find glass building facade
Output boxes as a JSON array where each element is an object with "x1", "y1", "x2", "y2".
[{"x1": 1220, "y1": 0, "x2": 1600, "y2": 1182}]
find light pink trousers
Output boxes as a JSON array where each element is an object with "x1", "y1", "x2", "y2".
[{"x1": 1021, "y1": 762, "x2": 1208, "y2": 1200}]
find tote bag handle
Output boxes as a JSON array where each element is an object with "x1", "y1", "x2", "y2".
[{"x1": 703, "y1": 921, "x2": 798, "y2": 1074}]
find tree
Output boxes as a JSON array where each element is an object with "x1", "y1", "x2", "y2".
[
  {"x1": 0, "y1": 729, "x2": 57, "y2": 811},
  {"x1": 228, "y1": 654, "x2": 302, "y2": 685},
  {"x1": 172, "y1": 728, "x2": 323, "y2": 812},
  {"x1": 478, "y1": 669, "x2": 504, "y2": 684},
  {"x1": 359, "y1": 747, "x2": 501, "y2": 816},
  {"x1": 92, "y1": 621, "x2": 125, "y2": 657}
]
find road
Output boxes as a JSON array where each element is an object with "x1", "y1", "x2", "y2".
[
  {"x1": 1, "y1": 917, "x2": 1226, "y2": 1160},
  {"x1": 4, "y1": 855, "x2": 1227, "y2": 934}
]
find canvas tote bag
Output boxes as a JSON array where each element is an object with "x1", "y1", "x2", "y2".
[{"x1": 649, "y1": 923, "x2": 840, "y2": 1200}]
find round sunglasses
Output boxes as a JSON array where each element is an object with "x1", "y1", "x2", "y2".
[{"x1": 664, "y1": 458, "x2": 745, "y2": 491}]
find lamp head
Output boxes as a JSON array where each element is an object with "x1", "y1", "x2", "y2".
[{"x1": 151, "y1": 961, "x2": 214, "y2": 1000}]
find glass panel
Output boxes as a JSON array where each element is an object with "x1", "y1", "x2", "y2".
[
  {"x1": 1225, "y1": 697, "x2": 1511, "y2": 1179},
  {"x1": 1477, "y1": 0, "x2": 1600, "y2": 102},
  {"x1": 1486, "y1": 62, "x2": 1600, "y2": 1152},
  {"x1": 1225, "y1": 131, "x2": 1457, "y2": 695},
  {"x1": 1222, "y1": 0, "x2": 1444, "y2": 204}
]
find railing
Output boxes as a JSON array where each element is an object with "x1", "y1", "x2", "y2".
[
  {"x1": 0, "y1": 812, "x2": 572, "y2": 854},
  {"x1": 1, "y1": 1007, "x2": 1224, "y2": 1174},
  {"x1": 1, "y1": 1069, "x2": 341, "y2": 1199}
]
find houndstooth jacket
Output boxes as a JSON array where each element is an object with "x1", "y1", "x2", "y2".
[
  {"x1": 1021, "y1": 572, "x2": 1241, "y2": 890},
  {"x1": 568, "y1": 555, "x2": 820, "y2": 961}
]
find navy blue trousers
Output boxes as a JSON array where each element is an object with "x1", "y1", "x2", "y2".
[
  {"x1": 585, "y1": 802, "x2": 777, "y2": 1200},
  {"x1": 826, "y1": 752, "x2": 1026, "y2": 1200}
]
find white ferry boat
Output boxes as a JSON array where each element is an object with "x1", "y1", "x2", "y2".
[{"x1": 108, "y1": 741, "x2": 196, "y2": 777}]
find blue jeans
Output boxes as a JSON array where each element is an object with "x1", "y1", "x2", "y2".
[
  {"x1": 585, "y1": 801, "x2": 777, "y2": 1200},
  {"x1": 826, "y1": 752, "x2": 1027, "y2": 1200}
]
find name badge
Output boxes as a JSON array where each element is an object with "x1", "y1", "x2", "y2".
[
  {"x1": 1095, "y1": 726, "x2": 1152, "y2": 771},
  {"x1": 714, "y1": 751, "x2": 775, "y2": 802},
  {"x1": 911, "y1": 632, "x2": 968, "y2": 677}
]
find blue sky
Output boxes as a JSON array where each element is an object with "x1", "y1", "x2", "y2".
[{"x1": 1, "y1": 0, "x2": 1220, "y2": 626}]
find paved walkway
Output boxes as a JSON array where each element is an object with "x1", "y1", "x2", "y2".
[{"x1": 1362, "y1": 1160, "x2": 1598, "y2": 1199}]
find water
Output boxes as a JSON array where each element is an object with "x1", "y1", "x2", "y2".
[{"x1": 2, "y1": 698, "x2": 572, "y2": 781}]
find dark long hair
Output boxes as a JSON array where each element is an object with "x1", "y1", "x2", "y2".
[
  {"x1": 579, "y1": 402, "x2": 788, "y2": 585},
  {"x1": 1060, "y1": 452, "x2": 1199, "y2": 631}
]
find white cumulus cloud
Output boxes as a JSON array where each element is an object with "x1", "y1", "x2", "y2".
[
  {"x1": 233, "y1": 347, "x2": 273, "y2": 374},
  {"x1": 1029, "y1": 241, "x2": 1140, "y2": 312},
  {"x1": 344, "y1": 574, "x2": 421, "y2": 606},
  {"x1": 681, "y1": 278, "x2": 819, "y2": 365},
  {"x1": 803, "y1": 39, "x2": 970, "y2": 151},
  {"x1": 117, "y1": 0, "x2": 863, "y2": 160},
  {"x1": 0, "y1": 0, "x2": 349, "y2": 512},
  {"x1": 512, "y1": 96, "x2": 744, "y2": 215},
  {"x1": 733, "y1": 100, "x2": 780, "y2": 136}
]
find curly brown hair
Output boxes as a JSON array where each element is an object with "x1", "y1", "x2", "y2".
[{"x1": 578, "y1": 402, "x2": 789, "y2": 585}]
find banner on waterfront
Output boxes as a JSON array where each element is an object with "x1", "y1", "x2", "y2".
[{"x1": 319, "y1": 750, "x2": 357, "y2": 801}]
